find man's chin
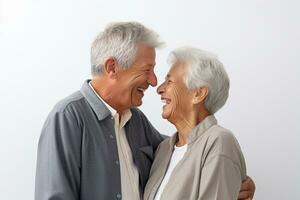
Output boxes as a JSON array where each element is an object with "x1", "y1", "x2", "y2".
[{"x1": 132, "y1": 100, "x2": 143, "y2": 107}]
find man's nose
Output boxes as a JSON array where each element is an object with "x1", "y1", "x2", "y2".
[{"x1": 147, "y1": 71, "x2": 158, "y2": 87}]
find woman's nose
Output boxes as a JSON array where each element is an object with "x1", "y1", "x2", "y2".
[{"x1": 157, "y1": 82, "x2": 165, "y2": 95}]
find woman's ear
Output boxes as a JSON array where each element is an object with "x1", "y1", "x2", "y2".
[
  {"x1": 193, "y1": 87, "x2": 209, "y2": 104},
  {"x1": 103, "y1": 57, "x2": 117, "y2": 78}
]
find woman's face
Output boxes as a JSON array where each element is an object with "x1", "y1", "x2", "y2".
[{"x1": 157, "y1": 63, "x2": 194, "y2": 122}]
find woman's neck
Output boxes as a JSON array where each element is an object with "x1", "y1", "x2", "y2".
[{"x1": 173, "y1": 109, "x2": 210, "y2": 147}]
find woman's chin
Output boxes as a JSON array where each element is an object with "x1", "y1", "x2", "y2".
[
  {"x1": 162, "y1": 113, "x2": 174, "y2": 125},
  {"x1": 161, "y1": 112, "x2": 169, "y2": 120}
]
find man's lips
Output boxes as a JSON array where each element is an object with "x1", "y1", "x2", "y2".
[
  {"x1": 137, "y1": 87, "x2": 146, "y2": 93},
  {"x1": 136, "y1": 87, "x2": 148, "y2": 96}
]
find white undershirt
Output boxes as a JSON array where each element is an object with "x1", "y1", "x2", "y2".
[{"x1": 154, "y1": 144, "x2": 188, "y2": 200}]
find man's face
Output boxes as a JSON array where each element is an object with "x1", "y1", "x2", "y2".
[
  {"x1": 114, "y1": 44, "x2": 157, "y2": 111},
  {"x1": 157, "y1": 63, "x2": 194, "y2": 122}
]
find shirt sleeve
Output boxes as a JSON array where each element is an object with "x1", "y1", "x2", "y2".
[
  {"x1": 35, "y1": 109, "x2": 82, "y2": 200},
  {"x1": 197, "y1": 154, "x2": 243, "y2": 200}
]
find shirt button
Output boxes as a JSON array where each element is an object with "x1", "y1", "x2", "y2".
[
  {"x1": 116, "y1": 193, "x2": 121, "y2": 199},
  {"x1": 115, "y1": 160, "x2": 119, "y2": 165},
  {"x1": 109, "y1": 134, "x2": 114, "y2": 139},
  {"x1": 110, "y1": 116, "x2": 114, "y2": 120}
]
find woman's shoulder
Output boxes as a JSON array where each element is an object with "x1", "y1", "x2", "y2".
[
  {"x1": 208, "y1": 125, "x2": 237, "y2": 144},
  {"x1": 155, "y1": 133, "x2": 177, "y2": 154},
  {"x1": 201, "y1": 125, "x2": 244, "y2": 160}
]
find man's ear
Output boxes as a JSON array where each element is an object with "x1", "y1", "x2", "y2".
[
  {"x1": 103, "y1": 57, "x2": 117, "y2": 78},
  {"x1": 193, "y1": 86, "x2": 209, "y2": 104}
]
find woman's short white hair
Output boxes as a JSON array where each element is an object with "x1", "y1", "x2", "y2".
[
  {"x1": 168, "y1": 47, "x2": 230, "y2": 114},
  {"x1": 91, "y1": 22, "x2": 163, "y2": 76}
]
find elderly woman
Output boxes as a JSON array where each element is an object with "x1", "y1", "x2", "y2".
[{"x1": 144, "y1": 47, "x2": 249, "y2": 200}]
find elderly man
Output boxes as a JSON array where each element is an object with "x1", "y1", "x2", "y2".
[{"x1": 35, "y1": 22, "x2": 255, "y2": 200}]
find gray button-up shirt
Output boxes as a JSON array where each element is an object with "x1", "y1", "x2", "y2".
[{"x1": 35, "y1": 80, "x2": 164, "y2": 200}]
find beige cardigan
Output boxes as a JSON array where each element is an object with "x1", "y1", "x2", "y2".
[{"x1": 144, "y1": 115, "x2": 247, "y2": 200}]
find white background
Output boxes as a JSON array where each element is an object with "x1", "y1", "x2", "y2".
[{"x1": 1, "y1": 0, "x2": 299, "y2": 199}]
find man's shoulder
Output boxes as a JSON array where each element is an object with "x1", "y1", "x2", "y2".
[
  {"x1": 51, "y1": 91, "x2": 85, "y2": 115},
  {"x1": 130, "y1": 107, "x2": 143, "y2": 115},
  {"x1": 130, "y1": 107, "x2": 148, "y2": 121},
  {"x1": 129, "y1": 108, "x2": 155, "y2": 127},
  {"x1": 40, "y1": 91, "x2": 86, "y2": 137},
  {"x1": 129, "y1": 107, "x2": 164, "y2": 139}
]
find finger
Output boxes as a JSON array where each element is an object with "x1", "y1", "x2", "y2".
[
  {"x1": 240, "y1": 176, "x2": 252, "y2": 191},
  {"x1": 238, "y1": 190, "x2": 251, "y2": 199}
]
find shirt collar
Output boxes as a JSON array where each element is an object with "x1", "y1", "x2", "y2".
[
  {"x1": 88, "y1": 81, "x2": 132, "y2": 128},
  {"x1": 80, "y1": 79, "x2": 111, "y2": 120},
  {"x1": 88, "y1": 81, "x2": 117, "y2": 116},
  {"x1": 187, "y1": 115, "x2": 217, "y2": 144},
  {"x1": 169, "y1": 115, "x2": 218, "y2": 146}
]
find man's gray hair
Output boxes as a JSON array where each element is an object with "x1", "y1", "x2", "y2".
[
  {"x1": 168, "y1": 47, "x2": 230, "y2": 114},
  {"x1": 91, "y1": 22, "x2": 163, "y2": 76}
]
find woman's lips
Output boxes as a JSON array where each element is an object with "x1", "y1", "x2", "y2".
[{"x1": 161, "y1": 97, "x2": 171, "y2": 105}]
